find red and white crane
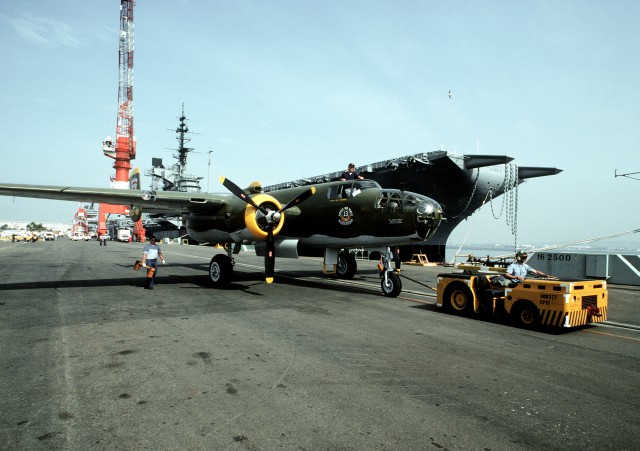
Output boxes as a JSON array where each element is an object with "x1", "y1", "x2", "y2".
[
  {"x1": 99, "y1": 0, "x2": 145, "y2": 241},
  {"x1": 71, "y1": 206, "x2": 89, "y2": 237}
]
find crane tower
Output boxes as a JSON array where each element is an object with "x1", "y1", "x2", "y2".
[
  {"x1": 103, "y1": 0, "x2": 136, "y2": 185},
  {"x1": 99, "y1": 0, "x2": 145, "y2": 241}
]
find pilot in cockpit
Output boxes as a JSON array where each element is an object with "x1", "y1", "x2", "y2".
[{"x1": 340, "y1": 163, "x2": 364, "y2": 181}]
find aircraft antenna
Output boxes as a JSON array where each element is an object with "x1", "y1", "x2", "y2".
[
  {"x1": 615, "y1": 169, "x2": 640, "y2": 181},
  {"x1": 208, "y1": 149, "x2": 213, "y2": 193}
]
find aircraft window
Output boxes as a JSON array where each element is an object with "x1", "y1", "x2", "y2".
[
  {"x1": 357, "y1": 180, "x2": 379, "y2": 190},
  {"x1": 389, "y1": 192, "x2": 402, "y2": 209},
  {"x1": 329, "y1": 180, "x2": 380, "y2": 200},
  {"x1": 346, "y1": 186, "x2": 361, "y2": 198},
  {"x1": 377, "y1": 191, "x2": 400, "y2": 209},
  {"x1": 327, "y1": 185, "x2": 343, "y2": 199},
  {"x1": 402, "y1": 193, "x2": 421, "y2": 206},
  {"x1": 380, "y1": 190, "x2": 421, "y2": 206},
  {"x1": 376, "y1": 190, "x2": 417, "y2": 210}
]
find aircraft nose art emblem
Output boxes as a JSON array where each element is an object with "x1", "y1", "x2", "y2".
[{"x1": 338, "y1": 207, "x2": 354, "y2": 225}]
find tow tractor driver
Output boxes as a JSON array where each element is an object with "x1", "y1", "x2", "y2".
[{"x1": 505, "y1": 250, "x2": 552, "y2": 282}]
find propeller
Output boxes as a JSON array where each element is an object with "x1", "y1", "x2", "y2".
[
  {"x1": 220, "y1": 176, "x2": 266, "y2": 214},
  {"x1": 220, "y1": 176, "x2": 316, "y2": 283}
]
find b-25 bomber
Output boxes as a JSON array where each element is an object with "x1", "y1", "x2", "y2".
[{"x1": 0, "y1": 177, "x2": 443, "y2": 296}]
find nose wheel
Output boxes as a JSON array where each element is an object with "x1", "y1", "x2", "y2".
[
  {"x1": 381, "y1": 270, "x2": 402, "y2": 297},
  {"x1": 379, "y1": 247, "x2": 402, "y2": 297}
]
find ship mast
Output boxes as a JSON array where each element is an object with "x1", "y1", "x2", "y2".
[
  {"x1": 147, "y1": 105, "x2": 203, "y2": 193},
  {"x1": 174, "y1": 104, "x2": 193, "y2": 177}
]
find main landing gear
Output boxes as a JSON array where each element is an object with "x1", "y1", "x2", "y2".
[
  {"x1": 336, "y1": 251, "x2": 357, "y2": 279},
  {"x1": 209, "y1": 254, "x2": 232, "y2": 286},
  {"x1": 208, "y1": 245, "x2": 404, "y2": 298},
  {"x1": 209, "y1": 245, "x2": 235, "y2": 287}
]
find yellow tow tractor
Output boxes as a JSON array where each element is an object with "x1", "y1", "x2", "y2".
[{"x1": 436, "y1": 263, "x2": 608, "y2": 329}]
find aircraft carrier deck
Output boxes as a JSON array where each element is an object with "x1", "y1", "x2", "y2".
[{"x1": 1, "y1": 239, "x2": 639, "y2": 449}]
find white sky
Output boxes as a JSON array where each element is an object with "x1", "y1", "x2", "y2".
[{"x1": 1, "y1": 0, "x2": 638, "y2": 247}]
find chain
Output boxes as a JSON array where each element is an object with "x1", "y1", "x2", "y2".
[
  {"x1": 488, "y1": 187, "x2": 504, "y2": 219},
  {"x1": 448, "y1": 169, "x2": 481, "y2": 219},
  {"x1": 488, "y1": 163, "x2": 519, "y2": 250},
  {"x1": 507, "y1": 165, "x2": 518, "y2": 250}
]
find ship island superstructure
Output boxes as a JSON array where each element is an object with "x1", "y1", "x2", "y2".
[
  {"x1": 146, "y1": 106, "x2": 203, "y2": 194},
  {"x1": 144, "y1": 107, "x2": 203, "y2": 240}
]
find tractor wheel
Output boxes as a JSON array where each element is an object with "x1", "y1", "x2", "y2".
[
  {"x1": 445, "y1": 284, "x2": 473, "y2": 315},
  {"x1": 511, "y1": 302, "x2": 539, "y2": 329}
]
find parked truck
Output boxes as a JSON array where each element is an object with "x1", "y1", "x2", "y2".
[
  {"x1": 436, "y1": 264, "x2": 608, "y2": 329},
  {"x1": 116, "y1": 228, "x2": 132, "y2": 242}
]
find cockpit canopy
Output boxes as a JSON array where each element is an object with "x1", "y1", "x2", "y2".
[
  {"x1": 376, "y1": 190, "x2": 429, "y2": 209},
  {"x1": 326, "y1": 180, "x2": 380, "y2": 199}
]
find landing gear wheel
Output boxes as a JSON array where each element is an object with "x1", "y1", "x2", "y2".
[
  {"x1": 446, "y1": 284, "x2": 473, "y2": 315},
  {"x1": 336, "y1": 251, "x2": 357, "y2": 279},
  {"x1": 209, "y1": 254, "x2": 233, "y2": 287},
  {"x1": 512, "y1": 303, "x2": 539, "y2": 329},
  {"x1": 381, "y1": 271, "x2": 402, "y2": 297}
]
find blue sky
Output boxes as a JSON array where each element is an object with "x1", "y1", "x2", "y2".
[{"x1": 1, "y1": 0, "x2": 638, "y2": 248}]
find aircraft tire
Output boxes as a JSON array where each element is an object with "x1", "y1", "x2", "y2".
[
  {"x1": 336, "y1": 251, "x2": 357, "y2": 279},
  {"x1": 381, "y1": 271, "x2": 402, "y2": 297},
  {"x1": 209, "y1": 254, "x2": 232, "y2": 287}
]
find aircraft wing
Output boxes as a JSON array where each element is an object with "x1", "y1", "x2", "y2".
[{"x1": 0, "y1": 183, "x2": 226, "y2": 215}]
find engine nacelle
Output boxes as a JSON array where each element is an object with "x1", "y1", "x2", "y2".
[{"x1": 244, "y1": 194, "x2": 285, "y2": 240}]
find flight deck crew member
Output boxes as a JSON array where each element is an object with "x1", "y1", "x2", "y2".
[
  {"x1": 340, "y1": 163, "x2": 364, "y2": 181},
  {"x1": 505, "y1": 250, "x2": 551, "y2": 282},
  {"x1": 142, "y1": 236, "x2": 165, "y2": 289}
]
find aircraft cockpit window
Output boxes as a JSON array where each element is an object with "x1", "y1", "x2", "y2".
[
  {"x1": 327, "y1": 185, "x2": 344, "y2": 199},
  {"x1": 402, "y1": 193, "x2": 422, "y2": 206},
  {"x1": 376, "y1": 190, "x2": 423, "y2": 210},
  {"x1": 377, "y1": 191, "x2": 401, "y2": 209},
  {"x1": 355, "y1": 180, "x2": 379, "y2": 191},
  {"x1": 346, "y1": 183, "x2": 362, "y2": 198},
  {"x1": 328, "y1": 180, "x2": 379, "y2": 200}
]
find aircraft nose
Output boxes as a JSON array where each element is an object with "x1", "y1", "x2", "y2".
[{"x1": 415, "y1": 199, "x2": 443, "y2": 240}]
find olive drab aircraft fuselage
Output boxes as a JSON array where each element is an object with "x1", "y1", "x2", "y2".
[{"x1": 0, "y1": 178, "x2": 443, "y2": 296}]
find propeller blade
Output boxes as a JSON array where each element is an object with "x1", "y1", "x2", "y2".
[
  {"x1": 278, "y1": 186, "x2": 316, "y2": 212},
  {"x1": 265, "y1": 230, "x2": 275, "y2": 283},
  {"x1": 219, "y1": 176, "x2": 266, "y2": 213},
  {"x1": 220, "y1": 178, "x2": 316, "y2": 284}
]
